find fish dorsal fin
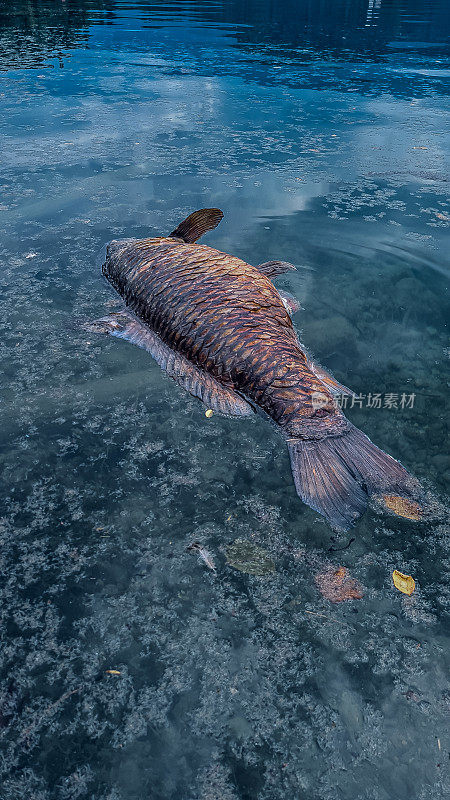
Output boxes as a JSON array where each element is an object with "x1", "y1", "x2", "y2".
[
  {"x1": 87, "y1": 311, "x2": 254, "y2": 417},
  {"x1": 168, "y1": 208, "x2": 224, "y2": 243},
  {"x1": 256, "y1": 260, "x2": 297, "y2": 278}
]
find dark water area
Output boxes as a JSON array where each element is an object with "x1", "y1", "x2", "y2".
[{"x1": 0, "y1": 1, "x2": 449, "y2": 798}]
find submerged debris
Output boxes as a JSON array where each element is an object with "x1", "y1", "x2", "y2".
[
  {"x1": 392, "y1": 570, "x2": 416, "y2": 595},
  {"x1": 187, "y1": 541, "x2": 217, "y2": 572},
  {"x1": 225, "y1": 538, "x2": 275, "y2": 576},
  {"x1": 20, "y1": 687, "x2": 81, "y2": 742},
  {"x1": 314, "y1": 565, "x2": 364, "y2": 603},
  {"x1": 382, "y1": 494, "x2": 423, "y2": 520}
]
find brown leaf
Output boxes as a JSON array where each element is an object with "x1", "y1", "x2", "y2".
[
  {"x1": 382, "y1": 495, "x2": 422, "y2": 521},
  {"x1": 315, "y1": 566, "x2": 364, "y2": 603}
]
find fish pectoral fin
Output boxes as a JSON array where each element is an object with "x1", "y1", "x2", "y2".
[
  {"x1": 278, "y1": 290, "x2": 302, "y2": 316},
  {"x1": 174, "y1": 366, "x2": 254, "y2": 417},
  {"x1": 256, "y1": 260, "x2": 297, "y2": 278},
  {"x1": 85, "y1": 311, "x2": 131, "y2": 334},
  {"x1": 309, "y1": 361, "x2": 354, "y2": 397},
  {"x1": 168, "y1": 208, "x2": 224, "y2": 243},
  {"x1": 87, "y1": 310, "x2": 253, "y2": 417}
]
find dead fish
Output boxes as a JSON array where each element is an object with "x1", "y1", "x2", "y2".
[
  {"x1": 90, "y1": 208, "x2": 420, "y2": 529},
  {"x1": 187, "y1": 541, "x2": 216, "y2": 572}
]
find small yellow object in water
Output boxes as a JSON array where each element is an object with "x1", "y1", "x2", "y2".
[
  {"x1": 205, "y1": 409, "x2": 214, "y2": 418},
  {"x1": 392, "y1": 570, "x2": 415, "y2": 596},
  {"x1": 382, "y1": 494, "x2": 422, "y2": 520},
  {"x1": 105, "y1": 669, "x2": 121, "y2": 675}
]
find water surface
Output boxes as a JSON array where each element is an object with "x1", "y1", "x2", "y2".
[{"x1": 0, "y1": 2, "x2": 449, "y2": 799}]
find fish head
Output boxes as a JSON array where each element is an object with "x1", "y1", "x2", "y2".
[
  {"x1": 106, "y1": 238, "x2": 137, "y2": 259},
  {"x1": 95, "y1": 238, "x2": 137, "y2": 274}
]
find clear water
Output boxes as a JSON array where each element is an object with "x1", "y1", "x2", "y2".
[{"x1": 1, "y1": 2, "x2": 449, "y2": 798}]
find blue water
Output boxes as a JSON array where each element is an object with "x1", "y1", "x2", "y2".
[{"x1": 0, "y1": 2, "x2": 449, "y2": 799}]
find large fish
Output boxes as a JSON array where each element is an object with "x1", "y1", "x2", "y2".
[{"x1": 91, "y1": 208, "x2": 419, "y2": 529}]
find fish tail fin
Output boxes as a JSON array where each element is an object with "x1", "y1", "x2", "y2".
[{"x1": 287, "y1": 423, "x2": 419, "y2": 529}]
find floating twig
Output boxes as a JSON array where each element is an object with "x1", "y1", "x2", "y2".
[
  {"x1": 328, "y1": 536, "x2": 355, "y2": 553},
  {"x1": 21, "y1": 686, "x2": 81, "y2": 742},
  {"x1": 303, "y1": 610, "x2": 352, "y2": 627}
]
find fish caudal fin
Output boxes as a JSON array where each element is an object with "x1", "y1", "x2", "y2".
[{"x1": 287, "y1": 424, "x2": 419, "y2": 530}]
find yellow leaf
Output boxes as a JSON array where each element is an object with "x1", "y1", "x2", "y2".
[
  {"x1": 105, "y1": 669, "x2": 121, "y2": 675},
  {"x1": 392, "y1": 570, "x2": 415, "y2": 596},
  {"x1": 205, "y1": 409, "x2": 214, "y2": 418}
]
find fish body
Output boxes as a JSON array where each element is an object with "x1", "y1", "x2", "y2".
[
  {"x1": 103, "y1": 236, "x2": 343, "y2": 440},
  {"x1": 92, "y1": 209, "x2": 419, "y2": 529}
]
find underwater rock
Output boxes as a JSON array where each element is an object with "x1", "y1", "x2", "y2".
[{"x1": 225, "y1": 538, "x2": 275, "y2": 576}]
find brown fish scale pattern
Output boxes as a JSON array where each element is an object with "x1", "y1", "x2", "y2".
[{"x1": 104, "y1": 237, "x2": 344, "y2": 437}]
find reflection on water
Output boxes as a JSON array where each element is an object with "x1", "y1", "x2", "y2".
[{"x1": 0, "y1": 2, "x2": 449, "y2": 799}]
